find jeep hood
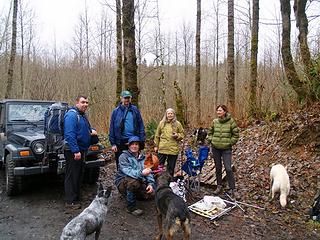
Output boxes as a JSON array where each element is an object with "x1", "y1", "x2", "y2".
[{"x1": 8, "y1": 128, "x2": 45, "y2": 146}]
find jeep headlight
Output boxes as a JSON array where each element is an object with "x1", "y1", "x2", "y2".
[{"x1": 32, "y1": 142, "x2": 45, "y2": 154}]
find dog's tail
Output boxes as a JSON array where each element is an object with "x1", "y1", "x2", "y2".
[
  {"x1": 280, "y1": 193, "x2": 287, "y2": 207},
  {"x1": 174, "y1": 216, "x2": 191, "y2": 235},
  {"x1": 173, "y1": 216, "x2": 189, "y2": 229}
]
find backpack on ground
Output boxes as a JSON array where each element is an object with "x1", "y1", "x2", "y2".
[
  {"x1": 44, "y1": 102, "x2": 77, "y2": 153},
  {"x1": 310, "y1": 188, "x2": 320, "y2": 221}
]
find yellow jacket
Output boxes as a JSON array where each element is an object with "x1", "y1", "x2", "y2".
[{"x1": 154, "y1": 120, "x2": 184, "y2": 155}]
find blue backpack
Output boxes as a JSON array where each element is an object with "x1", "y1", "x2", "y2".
[
  {"x1": 44, "y1": 102, "x2": 78, "y2": 152},
  {"x1": 310, "y1": 189, "x2": 320, "y2": 222}
]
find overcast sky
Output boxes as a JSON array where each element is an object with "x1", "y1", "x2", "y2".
[
  {"x1": 3, "y1": 0, "x2": 319, "y2": 64},
  {"x1": 0, "y1": 0, "x2": 283, "y2": 48}
]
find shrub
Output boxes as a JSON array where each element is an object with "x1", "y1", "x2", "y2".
[{"x1": 145, "y1": 119, "x2": 158, "y2": 141}]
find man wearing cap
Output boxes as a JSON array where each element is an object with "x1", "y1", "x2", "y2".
[
  {"x1": 109, "y1": 90, "x2": 146, "y2": 170},
  {"x1": 115, "y1": 136, "x2": 155, "y2": 216}
]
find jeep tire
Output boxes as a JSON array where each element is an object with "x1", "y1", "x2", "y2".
[{"x1": 6, "y1": 153, "x2": 22, "y2": 196}]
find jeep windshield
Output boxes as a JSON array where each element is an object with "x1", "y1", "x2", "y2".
[{"x1": 8, "y1": 103, "x2": 51, "y2": 122}]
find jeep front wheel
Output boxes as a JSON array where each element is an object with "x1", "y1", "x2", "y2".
[{"x1": 6, "y1": 153, "x2": 22, "y2": 196}]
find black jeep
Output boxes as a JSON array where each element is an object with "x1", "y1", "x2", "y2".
[{"x1": 0, "y1": 99, "x2": 105, "y2": 196}]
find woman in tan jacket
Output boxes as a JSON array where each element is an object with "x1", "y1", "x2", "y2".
[{"x1": 154, "y1": 108, "x2": 184, "y2": 176}]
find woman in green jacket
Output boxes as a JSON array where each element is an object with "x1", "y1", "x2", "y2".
[
  {"x1": 208, "y1": 104, "x2": 239, "y2": 199},
  {"x1": 154, "y1": 108, "x2": 184, "y2": 176}
]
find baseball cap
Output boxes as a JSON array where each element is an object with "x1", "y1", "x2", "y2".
[
  {"x1": 128, "y1": 136, "x2": 140, "y2": 145},
  {"x1": 120, "y1": 90, "x2": 132, "y2": 98}
]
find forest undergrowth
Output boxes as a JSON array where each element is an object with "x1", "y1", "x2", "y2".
[{"x1": 231, "y1": 102, "x2": 320, "y2": 233}]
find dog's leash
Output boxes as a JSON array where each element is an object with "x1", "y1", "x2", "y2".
[{"x1": 152, "y1": 165, "x2": 165, "y2": 174}]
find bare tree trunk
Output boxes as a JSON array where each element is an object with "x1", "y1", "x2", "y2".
[
  {"x1": 280, "y1": 0, "x2": 307, "y2": 101},
  {"x1": 293, "y1": 0, "x2": 320, "y2": 99},
  {"x1": 226, "y1": 0, "x2": 235, "y2": 113},
  {"x1": 0, "y1": 2, "x2": 12, "y2": 53},
  {"x1": 122, "y1": 0, "x2": 139, "y2": 105},
  {"x1": 214, "y1": 0, "x2": 220, "y2": 106},
  {"x1": 249, "y1": 0, "x2": 259, "y2": 117},
  {"x1": 195, "y1": 0, "x2": 201, "y2": 125},
  {"x1": 293, "y1": 0, "x2": 312, "y2": 77},
  {"x1": 183, "y1": 26, "x2": 188, "y2": 86},
  {"x1": 182, "y1": 23, "x2": 193, "y2": 111},
  {"x1": 97, "y1": 13, "x2": 105, "y2": 70},
  {"x1": 107, "y1": 22, "x2": 113, "y2": 66},
  {"x1": 116, "y1": 0, "x2": 122, "y2": 102},
  {"x1": 136, "y1": 0, "x2": 148, "y2": 66},
  {"x1": 6, "y1": 0, "x2": 18, "y2": 99},
  {"x1": 174, "y1": 80, "x2": 186, "y2": 126},
  {"x1": 155, "y1": 0, "x2": 166, "y2": 111},
  {"x1": 182, "y1": 23, "x2": 192, "y2": 85},
  {"x1": 73, "y1": 18, "x2": 84, "y2": 67},
  {"x1": 19, "y1": 0, "x2": 24, "y2": 98},
  {"x1": 175, "y1": 31, "x2": 179, "y2": 79},
  {"x1": 84, "y1": 2, "x2": 90, "y2": 69}
]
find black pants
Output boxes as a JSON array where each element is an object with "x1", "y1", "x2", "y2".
[
  {"x1": 212, "y1": 147, "x2": 235, "y2": 189},
  {"x1": 115, "y1": 143, "x2": 129, "y2": 170},
  {"x1": 158, "y1": 153, "x2": 178, "y2": 176},
  {"x1": 64, "y1": 150, "x2": 85, "y2": 204}
]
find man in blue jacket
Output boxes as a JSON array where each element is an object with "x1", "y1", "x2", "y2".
[
  {"x1": 109, "y1": 90, "x2": 145, "y2": 170},
  {"x1": 64, "y1": 95, "x2": 97, "y2": 209},
  {"x1": 115, "y1": 136, "x2": 155, "y2": 216}
]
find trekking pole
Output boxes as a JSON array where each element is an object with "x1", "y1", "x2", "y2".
[
  {"x1": 234, "y1": 200, "x2": 265, "y2": 210},
  {"x1": 240, "y1": 201, "x2": 264, "y2": 210},
  {"x1": 224, "y1": 194, "x2": 245, "y2": 212},
  {"x1": 224, "y1": 194, "x2": 264, "y2": 210}
]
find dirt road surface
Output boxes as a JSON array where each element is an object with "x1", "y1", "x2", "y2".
[{"x1": 0, "y1": 159, "x2": 319, "y2": 240}]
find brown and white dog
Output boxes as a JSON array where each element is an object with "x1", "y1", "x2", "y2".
[
  {"x1": 270, "y1": 164, "x2": 290, "y2": 207},
  {"x1": 60, "y1": 184, "x2": 112, "y2": 240},
  {"x1": 155, "y1": 171, "x2": 191, "y2": 240}
]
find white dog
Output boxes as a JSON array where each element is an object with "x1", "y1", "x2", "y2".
[
  {"x1": 60, "y1": 184, "x2": 112, "y2": 240},
  {"x1": 270, "y1": 164, "x2": 290, "y2": 207}
]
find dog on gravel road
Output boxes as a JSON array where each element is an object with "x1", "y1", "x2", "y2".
[
  {"x1": 270, "y1": 164, "x2": 290, "y2": 207},
  {"x1": 60, "y1": 184, "x2": 112, "y2": 240},
  {"x1": 155, "y1": 171, "x2": 191, "y2": 240}
]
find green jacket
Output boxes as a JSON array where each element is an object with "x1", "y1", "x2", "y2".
[
  {"x1": 154, "y1": 120, "x2": 184, "y2": 155},
  {"x1": 208, "y1": 113, "x2": 239, "y2": 150}
]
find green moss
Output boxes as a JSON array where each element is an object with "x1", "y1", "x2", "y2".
[{"x1": 306, "y1": 219, "x2": 320, "y2": 229}]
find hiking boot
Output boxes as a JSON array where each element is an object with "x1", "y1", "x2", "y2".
[
  {"x1": 230, "y1": 189, "x2": 241, "y2": 201},
  {"x1": 65, "y1": 202, "x2": 82, "y2": 210},
  {"x1": 213, "y1": 185, "x2": 222, "y2": 195},
  {"x1": 126, "y1": 206, "x2": 144, "y2": 216}
]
